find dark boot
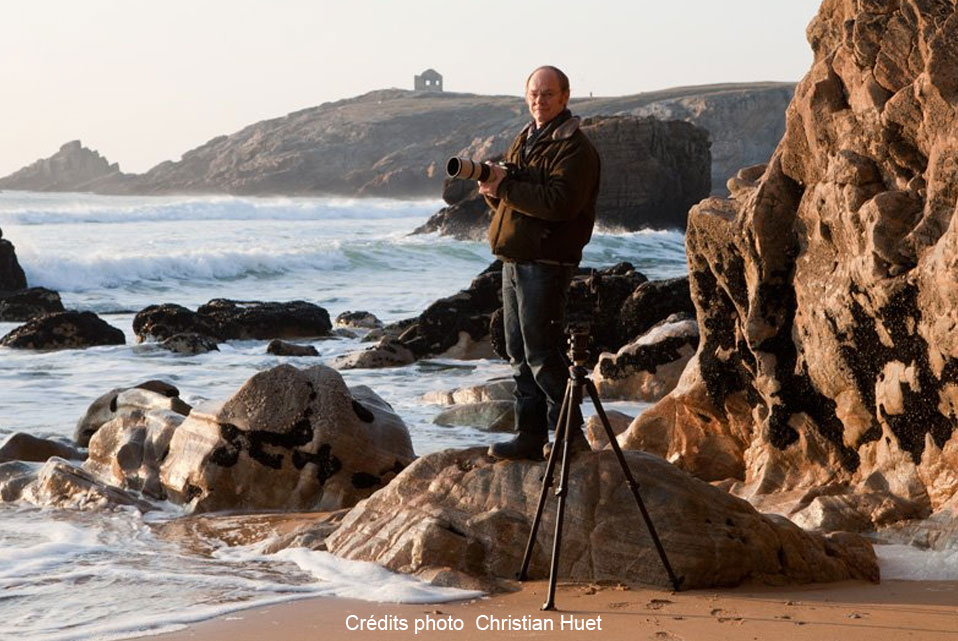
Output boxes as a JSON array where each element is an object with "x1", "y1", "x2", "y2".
[
  {"x1": 542, "y1": 427, "x2": 591, "y2": 460},
  {"x1": 488, "y1": 432, "x2": 547, "y2": 461}
]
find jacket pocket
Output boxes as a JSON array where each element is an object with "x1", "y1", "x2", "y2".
[{"x1": 493, "y1": 209, "x2": 545, "y2": 261}]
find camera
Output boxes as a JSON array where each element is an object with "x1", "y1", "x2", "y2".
[{"x1": 446, "y1": 157, "x2": 516, "y2": 182}]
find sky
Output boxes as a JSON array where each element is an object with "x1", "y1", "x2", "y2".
[{"x1": 2, "y1": 0, "x2": 824, "y2": 177}]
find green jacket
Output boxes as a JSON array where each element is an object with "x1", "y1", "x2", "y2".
[{"x1": 486, "y1": 111, "x2": 600, "y2": 265}]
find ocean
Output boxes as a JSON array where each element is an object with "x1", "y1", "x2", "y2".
[{"x1": 0, "y1": 192, "x2": 948, "y2": 641}]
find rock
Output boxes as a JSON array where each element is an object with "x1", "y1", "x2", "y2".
[
  {"x1": 160, "y1": 332, "x2": 219, "y2": 355},
  {"x1": 625, "y1": 86, "x2": 794, "y2": 195},
  {"x1": 331, "y1": 337, "x2": 415, "y2": 369},
  {"x1": 133, "y1": 304, "x2": 222, "y2": 342},
  {"x1": 489, "y1": 307, "x2": 506, "y2": 358},
  {"x1": 160, "y1": 364, "x2": 414, "y2": 512},
  {"x1": 0, "y1": 234, "x2": 28, "y2": 292},
  {"x1": 74, "y1": 381, "x2": 190, "y2": 448},
  {"x1": 878, "y1": 507, "x2": 958, "y2": 551},
  {"x1": 0, "y1": 311, "x2": 125, "y2": 350},
  {"x1": 334, "y1": 310, "x2": 383, "y2": 330},
  {"x1": 83, "y1": 403, "x2": 187, "y2": 499},
  {"x1": 134, "y1": 299, "x2": 332, "y2": 342},
  {"x1": 618, "y1": 359, "x2": 753, "y2": 483},
  {"x1": 436, "y1": 332, "x2": 496, "y2": 360},
  {"x1": 17, "y1": 457, "x2": 153, "y2": 511},
  {"x1": 624, "y1": 1, "x2": 958, "y2": 531},
  {"x1": 422, "y1": 379, "x2": 515, "y2": 406},
  {"x1": 433, "y1": 401, "x2": 515, "y2": 432},
  {"x1": 616, "y1": 277, "x2": 695, "y2": 346},
  {"x1": 267, "y1": 339, "x2": 319, "y2": 357},
  {"x1": 153, "y1": 511, "x2": 348, "y2": 555},
  {"x1": 582, "y1": 115, "x2": 710, "y2": 230},
  {"x1": 586, "y1": 410, "x2": 633, "y2": 450},
  {"x1": 0, "y1": 433, "x2": 83, "y2": 463},
  {"x1": 594, "y1": 315, "x2": 699, "y2": 402},
  {"x1": 399, "y1": 263, "x2": 503, "y2": 359},
  {"x1": 195, "y1": 299, "x2": 332, "y2": 340},
  {"x1": 0, "y1": 461, "x2": 39, "y2": 502},
  {"x1": 326, "y1": 448, "x2": 878, "y2": 591},
  {"x1": 0, "y1": 140, "x2": 127, "y2": 192},
  {"x1": 0, "y1": 287, "x2": 65, "y2": 322},
  {"x1": 367, "y1": 317, "x2": 417, "y2": 343}
]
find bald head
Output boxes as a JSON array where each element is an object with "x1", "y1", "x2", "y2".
[
  {"x1": 525, "y1": 66, "x2": 571, "y2": 128},
  {"x1": 526, "y1": 66, "x2": 569, "y2": 93}
]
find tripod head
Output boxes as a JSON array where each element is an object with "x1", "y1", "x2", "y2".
[
  {"x1": 565, "y1": 269, "x2": 601, "y2": 368},
  {"x1": 566, "y1": 328, "x2": 590, "y2": 367}
]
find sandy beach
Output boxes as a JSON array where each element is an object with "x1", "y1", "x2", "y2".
[{"x1": 153, "y1": 579, "x2": 958, "y2": 641}]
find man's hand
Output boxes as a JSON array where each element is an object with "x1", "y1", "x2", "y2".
[{"x1": 477, "y1": 163, "x2": 507, "y2": 198}]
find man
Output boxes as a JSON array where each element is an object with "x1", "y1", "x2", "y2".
[{"x1": 478, "y1": 65, "x2": 600, "y2": 460}]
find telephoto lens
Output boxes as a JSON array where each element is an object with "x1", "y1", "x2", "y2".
[{"x1": 446, "y1": 157, "x2": 492, "y2": 182}]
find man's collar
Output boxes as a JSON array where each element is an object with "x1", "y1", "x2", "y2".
[{"x1": 524, "y1": 109, "x2": 580, "y2": 142}]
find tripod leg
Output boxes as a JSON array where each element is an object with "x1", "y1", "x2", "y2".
[
  {"x1": 586, "y1": 380, "x2": 685, "y2": 591},
  {"x1": 516, "y1": 380, "x2": 573, "y2": 581},
  {"x1": 542, "y1": 379, "x2": 581, "y2": 611}
]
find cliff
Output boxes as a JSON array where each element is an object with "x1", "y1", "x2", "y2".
[
  {"x1": 622, "y1": 0, "x2": 958, "y2": 534},
  {"x1": 0, "y1": 83, "x2": 791, "y2": 198}
]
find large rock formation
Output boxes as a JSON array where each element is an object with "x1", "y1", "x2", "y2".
[
  {"x1": 416, "y1": 115, "x2": 711, "y2": 237},
  {"x1": 160, "y1": 364, "x2": 415, "y2": 512},
  {"x1": 622, "y1": 0, "x2": 958, "y2": 532},
  {"x1": 0, "y1": 84, "x2": 789, "y2": 199},
  {"x1": 0, "y1": 140, "x2": 126, "y2": 192},
  {"x1": 325, "y1": 448, "x2": 878, "y2": 591}
]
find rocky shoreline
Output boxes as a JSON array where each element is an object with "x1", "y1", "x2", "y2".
[
  {"x1": 3, "y1": 0, "x2": 958, "y2": 601},
  {"x1": 0, "y1": 220, "x2": 881, "y2": 592}
]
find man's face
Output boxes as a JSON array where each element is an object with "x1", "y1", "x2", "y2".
[{"x1": 525, "y1": 69, "x2": 570, "y2": 128}]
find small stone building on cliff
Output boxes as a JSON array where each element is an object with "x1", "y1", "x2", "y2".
[{"x1": 414, "y1": 69, "x2": 443, "y2": 92}]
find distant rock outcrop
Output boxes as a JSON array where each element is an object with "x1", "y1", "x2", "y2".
[
  {"x1": 0, "y1": 140, "x2": 126, "y2": 192},
  {"x1": 622, "y1": 0, "x2": 958, "y2": 532},
  {"x1": 0, "y1": 83, "x2": 790, "y2": 199},
  {"x1": 415, "y1": 115, "x2": 711, "y2": 237}
]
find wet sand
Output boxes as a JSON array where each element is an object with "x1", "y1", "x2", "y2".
[{"x1": 153, "y1": 579, "x2": 958, "y2": 641}]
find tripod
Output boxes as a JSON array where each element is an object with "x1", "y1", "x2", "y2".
[{"x1": 516, "y1": 328, "x2": 684, "y2": 610}]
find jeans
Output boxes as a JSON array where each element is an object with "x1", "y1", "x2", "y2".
[{"x1": 501, "y1": 261, "x2": 581, "y2": 439}]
